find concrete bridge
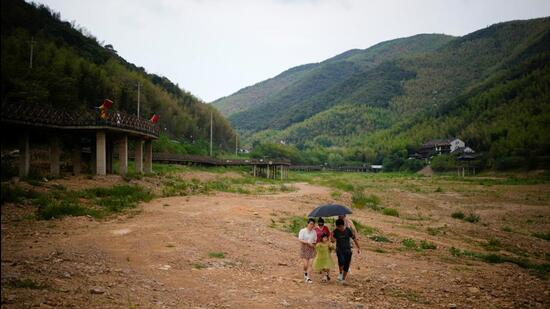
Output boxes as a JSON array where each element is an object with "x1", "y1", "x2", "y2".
[{"x1": 1, "y1": 101, "x2": 159, "y2": 177}]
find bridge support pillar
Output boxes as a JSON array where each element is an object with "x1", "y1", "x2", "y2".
[
  {"x1": 96, "y1": 131, "x2": 106, "y2": 175},
  {"x1": 118, "y1": 135, "x2": 128, "y2": 175},
  {"x1": 144, "y1": 140, "x2": 152, "y2": 173},
  {"x1": 50, "y1": 137, "x2": 61, "y2": 177},
  {"x1": 19, "y1": 131, "x2": 30, "y2": 178},
  {"x1": 106, "y1": 140, "x2": 113, "y2": 174},
  {"x1": 72, "y1": 144, "x2": 81, "y2": 176},
  {"x1": 135, "y1": 140, "x2": 143, "y2": 174}
]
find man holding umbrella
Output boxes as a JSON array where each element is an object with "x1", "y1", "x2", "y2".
[{"x1": 333, "y1": 218, "x2": 361, "y2": 284}]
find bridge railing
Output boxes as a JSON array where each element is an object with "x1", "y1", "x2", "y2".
[{"x1": 1, "y1": 101, "x2": 160, "y2": 137}]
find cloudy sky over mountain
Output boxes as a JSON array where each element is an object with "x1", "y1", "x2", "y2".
[{"x1": 34, "y1": 0, "x2": 550, "y2": 102}]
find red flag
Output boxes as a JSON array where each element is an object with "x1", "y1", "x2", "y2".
[
  {"x1": 100, "y1": 99, "x2": 113, "y2": 109},
  {"x1": 150, "y1": 114, "x2": 159, "y2": 123}
]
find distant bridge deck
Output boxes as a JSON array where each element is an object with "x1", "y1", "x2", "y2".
[{"x1": 150, "y1": 153, "x2": 290, "y2": 166}]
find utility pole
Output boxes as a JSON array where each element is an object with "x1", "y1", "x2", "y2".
[
  {"x1": 29, "y1": 37, "x2": 34, "y2": 69},
  {"x1": 137, "y1": 82, "x2": 141, "y2": 118},
  {"x1": 209, "y1": 111, "x2": 213, "y2": 157}
]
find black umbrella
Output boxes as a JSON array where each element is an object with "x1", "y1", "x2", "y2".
[{"x1": 308, "y1": 204, "x2": 352, "y2": 218}]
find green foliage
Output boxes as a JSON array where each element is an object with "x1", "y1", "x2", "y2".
[
  {"x1": 35, "y1": 185, "x2": 152, "y2": 220},
  {"x1": 283, "y1": 216, "x2": 309, "y2": 235},
  {"x1": 208, "y1": 252, "x2": 225, "y2": 258},
  {"x1": 5, "y1": 278, "x2": 48, "y2": 289},
  {"x1": 36, "y1": 194, "x2": 99, "y2": 219},
  {"x1": 351, "y1": 219, "x2": 376, "y2": 235},
  {"x1": 401, "y1": 238, "x2": 417, "y2": 249},
  {"x1": 1, "y1": 185, "x2": 39, "y2": 204},
  {"x1": 419, "y1": 240, "x2": 437, "y2": 250},
  {"x1": 351, "y1": 192, "x2": 381, "y2": 210},
  {"x1": 532, "y1": 232, "x2": 550, "y2": 241},
  {"x1": 82, "y1": 185, "x2": 153, "y2": 212},
  {"x1": 430, "y1": 155, "x2": 458, "y2": 172},
  {"x1": 451, "y1": 211, "x2": 465, "y2": 219},
  {"x1": 369, "y1": 235, "x2": 391, "y2": 243},
  {"x1": 464, "y1": 213, "x2": 480, "y2": 223},
  {"x1": 449, "y1": 247, "x2": 550, "y2": 278},
  {"x1": 382, "y1": 208, "x2": 399, "y2": 217}
]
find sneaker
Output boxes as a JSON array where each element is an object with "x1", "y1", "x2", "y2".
[
  {"x1": 305, "y1": 277, "x2": 313, "y2": 284},
  {"x1": 341, "y1": 280, "x2": 348, "y2": 286},
  {"x1": 337, "y1": 273, "x2": 343, "y2": 281}
]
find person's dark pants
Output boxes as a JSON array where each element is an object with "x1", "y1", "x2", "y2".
[{"x1": 337, "y1": 250, "x2": 352, "y2": 272}]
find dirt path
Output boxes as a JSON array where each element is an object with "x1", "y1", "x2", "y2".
[{"x1": 2, "y1": 182, "x2": 549, "y2": 308}]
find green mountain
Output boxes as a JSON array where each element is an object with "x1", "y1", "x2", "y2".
[
  {"x1": 214, "y1": 18, "x2": 550, "y2": 169},
  {"x1": 213, "y1": 34, "x2": 454, "y2": 131},
  {"x1": 1, "y1": 0, "x2": 235, "y2": 154}
]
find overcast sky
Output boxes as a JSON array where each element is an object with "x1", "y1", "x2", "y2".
[{"x1": 34, "y1": 0, "x2": 550, "y2": 102}]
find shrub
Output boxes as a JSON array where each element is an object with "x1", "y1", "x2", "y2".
[
  {"x1": 451, "y1": 211, "x2": 465, "y2": 219},
  {"x1": 430, "y1": 154, "x2": 458, "y2": 172},
  {"x1": 402, "y1": 238, "x2": 417, "y2": 249},
  {"x1": 382, "y1": 208, "x2": 399, "y2": 217},
  {"x1": 464, "y1": 213, "x2": 480, "y2": 223},
  {"x1": 420, "y1": 240, "x2": 437, "y2": 250}
]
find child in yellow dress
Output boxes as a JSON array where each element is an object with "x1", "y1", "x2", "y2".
[{"x1": 312, "y1": 233, "x2": 335, "y2": 282}]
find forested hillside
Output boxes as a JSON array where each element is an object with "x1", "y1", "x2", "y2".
[
  {"x1": 1, "y1": 0, "x2": 236, "y2": 154},
  {"x1": 215, "y1": 17, "x2": 550, "y2": 169}
]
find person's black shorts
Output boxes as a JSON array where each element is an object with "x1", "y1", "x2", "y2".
[{"x1": 336, "y1": 250, "x2": 352, "y2": 272}]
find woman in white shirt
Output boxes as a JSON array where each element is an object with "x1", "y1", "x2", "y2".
[{"x1": 298, "y1": 218, "x2": 317, "y2": 283}]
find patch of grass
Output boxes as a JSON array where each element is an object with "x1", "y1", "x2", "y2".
[
  {"x1": 427, "y1": 227, "x2": 443, "y2": 236},
  {"x1": 448, "y1": 247, "x2": 550, "y2": 278},
  {"x1": 464, "y1": 213, "x2": 480, "y2": 223},
  {"x1": 7, "y1": 278, "x2": 48, "y2": 289},
  {"x1": 532, "y1": 232, "x2": 550, "y2": 241},
  {"x1": 36, "y1": 194, "x2": 100, "y2": 220},
  {"x1": 402, "y1": 238, "x2": 417, "y2": 249},
  {"x1": 501, "y1": 226, "x2": 513, "y2": 233},
  {"x1": 451, "y1": 211, "x2": 465, "y2": 220},
  {"x1": 351, "y1": 191, "x2": 381, "y2": 210},
  {"x1": 483, "y1": 238, "x2": 502, "y2": 251},
  {"x1": 1, "y1": 185, "x2": 40, "y2": 205},
  {"x1": 208, "y1": 252, "x2": 225, "y2": 258},
  {"x1": 192, "y1": 263, "x2": 206, "y2": 269},
  {"x1": 382, "y1": 208, "x2": 399, "y2": 217},
  {"x1": 330, "y1": 191, "x2": 342, "y2": 199},
  {"x1": 283, "y1": 216, "x2": 309, "y2": 234},
  {"x1": 84, "y1": 185, "x2": 153, "y2": 213},
  {"x1": 352, "y1": 219, "x2": 376, "y2": 236},
  {"x1": 374, "y1": 248, "x2": 387, "y2": 253},
  {"x1": 369, "y1": 235, "x2": 391, "y2": 243},
  {"x1": 420, "y1": 240, "x2": 437, "y2": 250},
  {"x1": 435, "y1": 187, "x2": 443, "y2": 193}
]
